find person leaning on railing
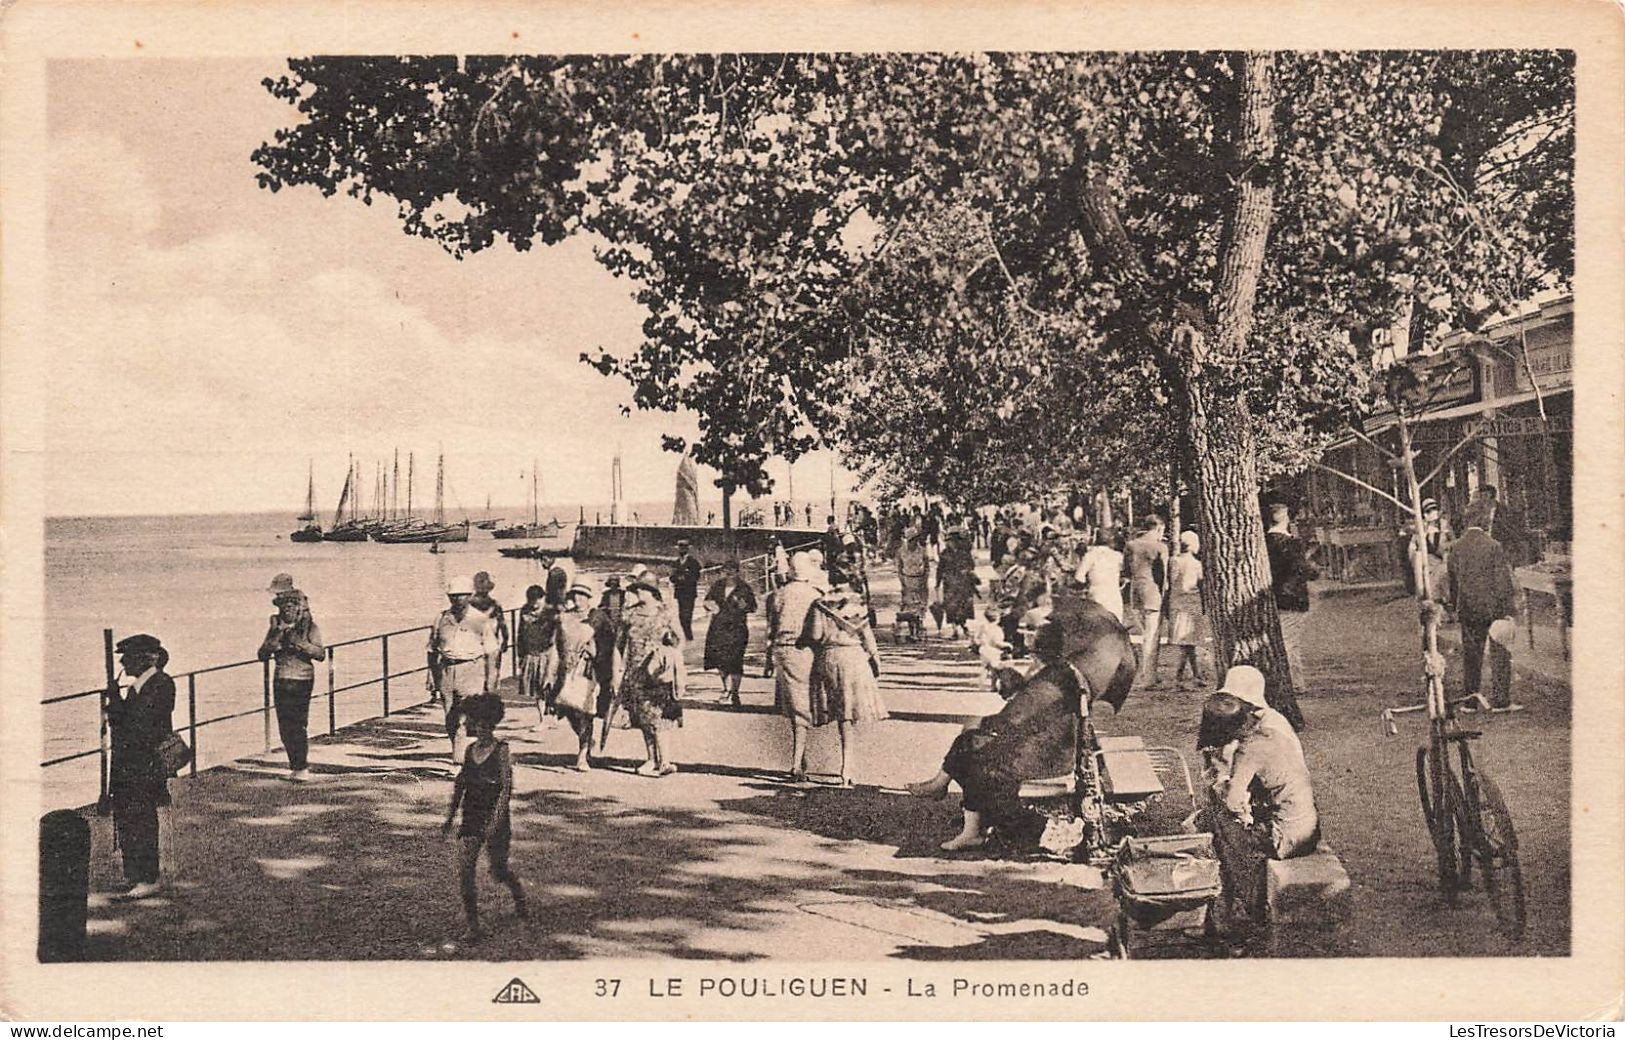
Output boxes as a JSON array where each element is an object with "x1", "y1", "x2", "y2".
[
  {"x1": 257, "y1": 573, "x2": 326, "y2": 783},
  {"x1": 106, "y1": 633, "x2": 176, "y2": 899}
]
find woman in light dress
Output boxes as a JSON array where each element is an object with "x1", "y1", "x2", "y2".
[
  {"x1": 1073, "y1": 525, "x2": 1126, "y2": 624},
  {"x1": 1165, "y1": 529, "x2": 1208, "y2": 688},
  {"x1": 798, "y1": 574, "x2": 889, "y2": 787},
  {"x1": 551, "y1": 581, "x2": 601, "y2": 771}
]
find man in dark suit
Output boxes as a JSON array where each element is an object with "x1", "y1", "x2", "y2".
[
  {"x1": 1265, "y1": 502, "x2": 1318, "y2": 690},
  {"x1": 1475, "y1": 485, "x2": 1533, "y2": 567},
  {"x1": 1448, "y1": 501, "x2": 1519, "y2": 710},
  {"x1": 669, "y1": 539, "x2": 703, "y2": 641},
  {"x1": 106, "y1": 633, "x2": 176, "y2": 898}
]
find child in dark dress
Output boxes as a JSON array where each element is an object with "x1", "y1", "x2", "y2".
[{"x1": 441, "y1": 694, "x2": 527, "y2": 940}]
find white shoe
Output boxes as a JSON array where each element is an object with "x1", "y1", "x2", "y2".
[
  {"x1": 124, "y1": 881, "x2": 163, "y2": 900},
  {"x1": 289, "y1": 769, "x2": 312, "y2": 783},
  {"x1": 939, "y1": 833, "x2": 987, "y2": 852}
]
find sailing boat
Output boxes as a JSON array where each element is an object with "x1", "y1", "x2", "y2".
[
  {"x1": 494, "y1": 461, "x2": 561, "y2": 540},
  {"x1": 323, "y1": 455, "x2": 370, "y2": 541},
  {"x1": 377, "y1": 449, "x2": 470, "y2": 543},
  {"x1": 289, "y1": 461, "x2": 323, "y2": 542},
  {"x1": 475, "y1": 493, "x2": 503, "y2": 530}
]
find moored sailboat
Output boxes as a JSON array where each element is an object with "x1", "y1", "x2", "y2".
[
  {"x1": 494, "y1": 461, "x2": 560, "y2": 540},
  {"x1": 323, "y1": 455, "x2": 370, "y2": 541},
  {"x1": 376, "y1": 449, "x2": 469, "y2": 543},
  {"x1": 289, "y1": 462, "x2": 323, "y2": 542}
]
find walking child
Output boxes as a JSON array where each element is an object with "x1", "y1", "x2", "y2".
[{"x1": 441, "y1": 694, "x2": 527, "y2": 941}]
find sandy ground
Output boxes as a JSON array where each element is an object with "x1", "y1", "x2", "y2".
[{"x1": 74, "y1": 565, "x2": 1569, "y2": 961}]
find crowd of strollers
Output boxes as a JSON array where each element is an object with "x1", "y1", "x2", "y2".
[{"x1": 99, "y1": 500, "x2": 1330, "y2": 942}]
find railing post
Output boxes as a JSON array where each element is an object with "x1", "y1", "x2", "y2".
[
  {"x1": 187, "y1": 674, "x2": 198, "y2": 777},
  {"x1": 381, "y1": 634, "x2": 391, "y2": 718},
  {"x1": 327, "y1": 646, "x2": 337, "y2": 736},
  {"x1": 262, "y1": 658, "x2": 272, "y2": 752},
  {"x1": 99, "y1": 629, "x2": 115, "y2": 812},
  {"x1": 511, "y1": 608, "x2": 520, "y2": 678}
]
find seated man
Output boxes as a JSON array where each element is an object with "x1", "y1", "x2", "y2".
[
  {"x1": 906, "y1": 602, "x2": 1136, "y2": 852},
  {"x1": 1198, "y1": 675, "x2": 1320, "y2": 920}
]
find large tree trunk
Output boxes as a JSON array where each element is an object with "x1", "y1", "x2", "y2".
[
  {"x1": 721, "y1": 484, "x2": 734, "y2": 530},
  {"x1": 1183, "y1": 52, "x2": 1303, "y2": 728},
  {"x1": 1072, "y1": 52, "x2": 1302, "y2": 727}
]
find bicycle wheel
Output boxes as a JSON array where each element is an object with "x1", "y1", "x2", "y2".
[
  {"x1": 1469, "y1": 773, "x2": 1527, "y2": 941},
  {"x1": 1416, "y1": 745, "x2": 1461, "y2": 899}
]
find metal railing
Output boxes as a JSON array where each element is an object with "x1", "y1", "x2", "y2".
[
  {"x1": 40, "y1": 608, "x2": 523, "y2": 806},
  {"x1": 696, "y1": 542, "x2": 823, "y2": 598}
]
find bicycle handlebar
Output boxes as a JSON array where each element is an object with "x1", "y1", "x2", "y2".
[{"x1": 1381, "y1": 694, "x2": 1496, "y2": 736}]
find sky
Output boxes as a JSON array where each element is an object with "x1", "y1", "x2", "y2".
[{"x1": 43, "y1": 58, "x2": 857, "y2": 519}]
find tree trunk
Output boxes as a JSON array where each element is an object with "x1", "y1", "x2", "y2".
[
  {"x1": 1183, "y1": 52, "x2": 1303, "y2": 729},
  {"x1": 721, "y1": 485, "x2": 734, "y2": 530},
  {"x1": 1071, "y1": 52, "x2": 1302, "y2": 727}
]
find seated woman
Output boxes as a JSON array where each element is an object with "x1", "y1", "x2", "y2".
[
  {"x1": 1197, "y1": 681, "x2": 1320, "y2": 920},
  {"x1": 907, "y1": 601, "x2": 1136, "y2": 852}
]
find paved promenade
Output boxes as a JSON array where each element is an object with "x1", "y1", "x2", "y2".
[{"x1": 75, "y1": 567, "x2": 1571, "y2": 961}]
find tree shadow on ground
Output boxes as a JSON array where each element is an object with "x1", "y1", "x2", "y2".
[{"x1": 78, "y1": 709, "x2": 1146, "y2": 963}]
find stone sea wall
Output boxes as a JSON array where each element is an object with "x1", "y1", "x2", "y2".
[{"x1": 569, "y1": 524, "x2": 825, "y2": 565}]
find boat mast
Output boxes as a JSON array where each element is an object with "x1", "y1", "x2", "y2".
[
  {"x1": 532, "y1": 459, "x2": 539, "y2": 527},
  {"x1": 300, "y1": 460, "x2": 315, "y2": 523},
  {"x1": 436, "y1": 447, "x2": 446, "y2": 526},
  {"x1": 332, "y1": 454, "x2": 352, "y2": 528},
  {"x1": 407, "y1": 452, "x2": 415, "y2": 520},
  {"x1": 391, "y1": 449, "x2": 400, "y2": 520}
]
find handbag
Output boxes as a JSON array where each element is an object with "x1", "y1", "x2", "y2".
[
  {"x1": 157, "y1": 731, "x2": 192, "y2": 776},
  {"x1": 552, "y1": 648, "x2": 598, "y2": 715}
]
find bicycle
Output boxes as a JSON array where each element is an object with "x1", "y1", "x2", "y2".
[{"x1": 1382, "y1": 599, "x2": 1526, "y2": 941}]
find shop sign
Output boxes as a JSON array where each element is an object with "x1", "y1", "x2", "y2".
[
  {"x1": 1491, "y1": 336, "x2": 1572, "y2": 396},
  {"x1": 1413, "y1": 352, "x2": 1479, "y2": 407},
  {"x1": 1480, "y1": 414, "x2": 1572, "y2": 438},
  {"x1": 1411, "y1": 413, "x2": 1572, "y2": 443}
]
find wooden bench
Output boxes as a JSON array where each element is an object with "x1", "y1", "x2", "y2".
[{"x1": 1015, "y1": 734, "x2": 1164, "y2": 801}]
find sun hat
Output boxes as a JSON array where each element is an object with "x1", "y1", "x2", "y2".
[
  {"x1": 568, "y1": 581, "x2": 596, "y2": 600},
  {"x1": 1488, "y1": 617, "x2": 1517, "y2": 647},
  {"x1": 629, "y1": 580, "x2": 663, "y2": 602},
  {"x1": 267, "y1": 573, "x2": 297, "y2": 596},
  {"x1": 445, "y1": 574, "x2": 475, "y2": 596},
  {"x1": 790, "y1": 550, "x2": 825, "y2": 583},
  {"x1": 1217, "y1": 665, "x2": 1269, "y2": 710},
  {"x1": 1180, "y1": 530, "x2": 1201, "y2": 554}
]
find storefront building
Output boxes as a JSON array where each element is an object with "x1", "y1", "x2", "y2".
[{"x1": 1296, "y1": 295, "x2": 1573, "y2": 582}]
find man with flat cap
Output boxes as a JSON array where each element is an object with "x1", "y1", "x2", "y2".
[
  {"x1": 428, "y1": 575, "x2": 497, "y2": 764},
  {"x1": 669, "y1": 539, "x2": 703, "y2": 641},
  {"x1": 107, "y1": 633, "x2": 176, "y2": 898}
]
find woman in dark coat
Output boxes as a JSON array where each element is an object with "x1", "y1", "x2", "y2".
[
  {"x1": 908, "y1": 602, "x2": 1136, "y2": 852},
  {"x1": 106, "y1": 633, "x2": 176, "y2": 896},
  {"x1": 938, "y1": 527, "x2": 980, "y2": 640},
  {"x1": 701, "y1": 559, "x2": 757, "y2": 706}
]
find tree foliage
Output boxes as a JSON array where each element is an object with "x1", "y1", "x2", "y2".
[{"x1": 254, "y1": 50, "x2": 1570, "y2": 499}]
